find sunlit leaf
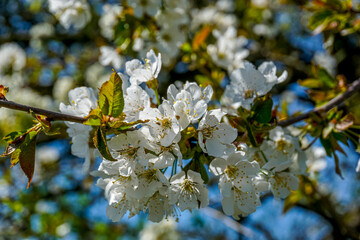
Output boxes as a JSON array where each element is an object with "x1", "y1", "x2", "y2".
[
  {"x1": 84, "y1": 107, "x2": 103, "y2": 126},
  {"x1": 98, "y1": 71, "x2": 124, "y2": 118}
]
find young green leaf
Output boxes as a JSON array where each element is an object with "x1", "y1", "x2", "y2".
[
  {"x1": 251, "y1": 96, "x2": 273, "y2": 124},
  {"x1": 199, "y1": 155, "x2": 209, "y2": 184},
  {"x1": 84, "y1": 107, "x2": 103, "y2": 126},
  {"x1": 98, "y1": 71, "x2": 124, "y2": 118},
  {"x1": 10, "y1": 149, "x2": 21, "y2": 167},
  {"x1": 93, "y1": 127, "x2": 117, "y2": 161},
  {"x1": 317, "y1": 67, "x2": 336, "y2": 88},
  {"x1": 1, "y1": 131, "x2": 28, "y2": 157}
]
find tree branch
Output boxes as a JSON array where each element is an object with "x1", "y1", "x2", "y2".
[
  {"x1": 201, "y1": 207, "x2": 255, "y2": 238},
  {"x1": 1, "y1": 78, "x2": 360, "y2": 127},
  {"x1": 0, "y1": 99, "x2": 86, "y2": 123},
  {"x1": 278, "y1": 78, "x2": 360, "y2": 127}
]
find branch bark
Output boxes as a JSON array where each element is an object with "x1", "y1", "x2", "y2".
[
  {"x1": 1, "y1": 78, "x2": 360, "y2": 127},
  {"x1": 278, "y1": 78, "x2": 360, "y2": 127},
  {"x1": 0, "y1": 99, "x2": 86, "y2": 123}
]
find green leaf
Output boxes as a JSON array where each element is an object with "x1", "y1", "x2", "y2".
[
  {"x1": 246, "y1": 124, "x2": 258, "y2": 147},
  {"x1": 199, "y1": 155, "x2": 209, "y2": 184},
  {"x1": 108, "y1": 118, "x2": 148, "y2": 131},
  {"x1": 251, "y1": 96, "x2": 273, "y2": 124},
  {"x1": 333, "y1": 152, "x2": 343, "y2": 178},
  {"x1": 19, "y1": 131, "x2": 37, "y2": 189},
  {"x1": 10, "y1": 149, "x2": 21, "y2": 167},
  {"x1": 298, "y1": 78, "x2": 324, "y2": 89},
  {"x1": 3, "y1": 130, "x2": 27, "y2": 143},
  {"x1": 319, "y1": 136, "x2": 332, "y2": 157},
  {"x1": 308, "y1": 9, "x2": 334, "y2": 31},
  {"x1": 1, "y1": 131, "x2": 29, "y2": 158},
  {"x1": 93, "y1": 127, "x2": 117, "y2": 161},
  {"x1": 317, "y1": 67, "x2": 336, "y2": 88},
  {"x1": 84, "y1": 108, "x2": 103, "y2": 126},
  {"x1": 98, "y1": 71, "x2": 124, "y2": 118}
]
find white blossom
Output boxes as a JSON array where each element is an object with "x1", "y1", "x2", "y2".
[
  {"x1": 268, "y1": 171, "x2": 299, "y2": 199},
  {"x1": 222, "y1": 61, "x2": 287, "y2": 110},
  {"x1": 198, "y1": 109, "x2": 237, "y2": 157},
  {"x1": 169, "y1": 170, "x2": 209, "y2": 212},
  {"x1": 155, "y1": 28, "x2": 186, "y2": 66},
  {"x1": 313, "y1": 51, "x2": 337, "y2": 76},
  {"x1": 0, "y1": 43, "x2": 26, "y2": 75},
  {"x1": 126, "y1": 49, "x2": 162, "y2": 85},
  {"x1": 29, "y1": 23, "x2": 55, "y2": 39},
  {"x1": 99, "y1": 4, "x2": 123, "y2": 40},
  {"x1": 139, "y1": 101, "x2": 181, "y2": 147},
  {"x1": 207, "y1": 26, "x2": 249, "y2": 72},
  {"x1": 98, "y1": 177, "x2": 140, "y2": 222},
  {"x1": 190, "y1": 6, "x2": 237, "y2": 31},
  {"x1": 306, "y1": 146, "x2": 327, "y2": 174},
  {"x1": 210, "y1": 151, "x2": 260, "y2": 196},
  {"x1": 108, "y1": 127, "x2": 156, "y2": 176},
  {"x1": 148, "y1": 142, "x2": 183, "y2": 169},
  {"x1": 99, "y1": 46, "x2": 124, "y2": 70},
  {"x1": 48, "y1": 0, "x2": 91, "y2": 30},
  {"x1": 123, "y1": 85, "x2": 151, "y2": 122},
  {"x1": 59, "y1": 87, "x2": 97, "y2": 172},
  {"x1": 210, "y1": 151, "x2": 261, "y2": 217},
  {"x1": 167, "y1": 82, "x2": 213, "y2": 129},
  {"x1": 260, "y1": 127, "x2": 303, "y2": 172},
  {"x1": 140, "y1": 218, "x2": 180, "y2": 240},
  {"x1": 53, "y1": 76, "x2": 74, "y2": 102},
  {"x1": 128, "y1": 0, "x2": 161, "y2": 18}
]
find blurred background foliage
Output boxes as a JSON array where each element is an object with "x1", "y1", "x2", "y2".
[{"x1": 0, "y1": 0, "x2": 359, "y2": 239}]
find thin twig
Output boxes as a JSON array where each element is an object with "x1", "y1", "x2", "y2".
[
  {"x1": 279, "y1": 78, "x2": 360, "y2": 127},
  {"x1": 201, "y1": 207, "x2": 255, "y2": 238},
  {"x1": 301, "y1": 137, "x2": 319, "y2": 151},
  {"x1": 0, "y1": 99, "x2": 86, "y2": 123}
]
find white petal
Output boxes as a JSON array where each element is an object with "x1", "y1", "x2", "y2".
[{"x1": 209, "y1": 157, "x2": 227, "y2": 176}]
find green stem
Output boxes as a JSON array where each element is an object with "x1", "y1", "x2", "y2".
[{"x1": 154, "y1": 88, "x2": 161, "y2": 106}]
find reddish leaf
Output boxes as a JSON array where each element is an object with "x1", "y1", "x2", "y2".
[
  {"x1": 335, "y1": 114, "x2": 354, "y2": 131},
  {"x1": 19, "y1": 132, "x2": 37, "y2": 189},
  {"x1": 192, "y1": 25, "x2": 212, "y2": 51},
  {"x1": 0, "y1": 85, "x2": 9, "y2": 99}
]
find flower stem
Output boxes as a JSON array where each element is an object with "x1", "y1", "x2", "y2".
[{"x1": 154, "y1": 88, "x2": 161, "y2": 106}]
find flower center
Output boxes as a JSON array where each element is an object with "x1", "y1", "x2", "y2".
[
  {"x1": 225, "y1": 165, "x2": 238, "y2": 179},
  {"x1": 140, "y1": 0, "x2": 148, "y2": 6},
  {"x1": 162, "y1": 33, "x2": 172, "y2": 42},
  {"x1": 244, "y1": 90, "x2": 256, "y2": 99},
  {"x1": 118, "y1": 146, "x2": 138, "y2": 158},
  {"x1": 160, "y1": 117, "x2": 172, "y2": 129},
  {"x1": 140, "y1": 169, "x2": 158, "y2": 183},
  {"x1": 201, "y1": 125, "x2": 216, "y2": 138},
  {"x1": 182, "y1": 179, "x2": 197, "y2": 193},
  {"x1": 275, "y1": 139, "x2": 292, "y2": 154}
]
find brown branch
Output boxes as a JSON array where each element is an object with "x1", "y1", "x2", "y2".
[
  {"x1": 0, "y1": 99, "x2": 86, "y2": 123},
  {"x1": 278, "y1": 78, "x2": 360, "y2": 127},
  {"x1": 201, "y1": 207, "x2": 256, "y2": 238},
  {"x1": 1, "y1": 78, "x2": 360, "y2": 127}
]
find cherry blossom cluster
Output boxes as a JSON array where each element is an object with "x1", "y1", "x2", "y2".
[{"x1": 60, "y1": 49, "x2": 308, "y2": 222}]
